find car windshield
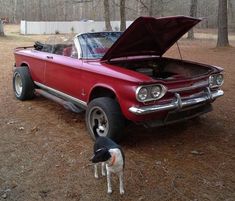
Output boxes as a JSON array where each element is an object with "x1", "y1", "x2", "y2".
[{"x1": 78, "y1": 32, "x2": 122, "y2": 59}]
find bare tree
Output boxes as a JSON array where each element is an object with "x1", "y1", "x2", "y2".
[
  {"x1": 120, "y1": 0, "x2": 126, "y2": 31},
  {"x1": 228, "y1": 0, "x2": 234, "y2": 28},
  {"x1": 187, "y1": 0, "x2": 198, "y2": 39},
  {"x1": 13, "y1": 0, "x2": 18, "y2": 23},
  {"x1": 149, "y1": 0, "x2": 154, "y2": 16},
  {"x1": 64, "y1": 0, "x2": 68, "y2": 21},
  {"x1": 103, "y1": 0, "x2": 112, "y2": 31},
  {"x1": 0, "y1": 20, "x2": 4, "y2": 36},
  {"x1": 38, "y1": 0, "x2": 43, "y2": 21},
  {"x1": 217, "y1": 0, "x2": 229, "y2": 47},
  {"x1": 136, "y1": 0, "x2": 173, "y2": 17}
]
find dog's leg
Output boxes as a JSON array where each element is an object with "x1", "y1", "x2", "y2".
[
  {"x1": 118, "y1": 171, "x2": 125, "y2": 195},
  {"x1": 101, "y1": 162, "x2": 106, "y2": 176},
  {"x1": 106, "y1": 167, "x2": 112, "y2": 194},
  {"x1": 94, "y1": 164, "x2": 98, "y2": 179}
]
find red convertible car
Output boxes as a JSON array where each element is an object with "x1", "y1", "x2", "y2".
[{"x1": 13, "y1": 16, "x2": 224, "y2": 141}]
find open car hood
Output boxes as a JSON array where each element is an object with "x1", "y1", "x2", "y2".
[{"x1": 101, "y1": 16, "x2": 201, "y2": 61}]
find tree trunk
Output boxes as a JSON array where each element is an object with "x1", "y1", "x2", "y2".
[
  {"x1": 149, "y1": 0, "x2": 154, "y2": 16},
  {"x1": 38, "y1": 0, "x2": 43, "y2": 21},
  {"x1": 22, "y1": 0, "x2": 26, "y2": 20},
  {"x1": 0, "y1": 20, "x2": 5, "y2": 36},
  {"x1": 64, "y1": 0, "x2": 68, "y2": 21},
  {"x1": 120, "y1": 0, "x2": 126, "y2": 31},
  {"x1": 187, "y1": 0, "x2": 198, "y2": 39},
  {"x1": 13, "y1": 0, "x2": 17, "y2": 23},
  {"x1": 217, "y1": 0, "x2": 229, "y2": 47},
  {"x1": 103, "y1": 0, "x2": 112, "y2": 31},
  {"x1": 228, "y1": 0, "x2": 234, "y2": 30}
]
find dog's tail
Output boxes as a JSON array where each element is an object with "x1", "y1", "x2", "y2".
[{"x1": 92, "y1": 119, "x2": 99, "y2": 139}]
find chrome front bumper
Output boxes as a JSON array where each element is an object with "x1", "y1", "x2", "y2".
[{"x1": 129, "y1": 88, "x2": 224, "y2": 115}]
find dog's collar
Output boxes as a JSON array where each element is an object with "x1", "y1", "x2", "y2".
[{"x1": 108, "y1": 155, "x2": 116, "y2": 167}]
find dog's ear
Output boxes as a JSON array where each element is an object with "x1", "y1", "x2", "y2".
[{"x1": 90, "y1": 147, "x2": 111, "y2": 163}]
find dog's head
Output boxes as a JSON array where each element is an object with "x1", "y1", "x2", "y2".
[{"x1": 90, "y1": 147, "x2": 111, "y2": 163}]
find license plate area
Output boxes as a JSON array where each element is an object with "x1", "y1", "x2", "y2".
[{"x1": 165, "y1": 103, "x2": 212, "y2": 124}]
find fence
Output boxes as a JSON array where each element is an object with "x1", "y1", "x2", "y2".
[{"x1": 20, "y1": 20, "x2": 133, "y2": 35}]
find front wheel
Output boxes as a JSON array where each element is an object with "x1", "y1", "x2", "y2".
[{"x1": 86, "y1": 97, "x2": 125, "y2": 142}]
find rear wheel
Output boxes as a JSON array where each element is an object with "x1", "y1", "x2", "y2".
[
  {"x1": 86, "y1": 97, "x2": 125, "y2": 142},
  {"x1": 13, "y1": 67, "x2": 35, "y2": 100}
]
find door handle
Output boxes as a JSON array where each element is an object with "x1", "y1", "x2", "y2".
[{"x1": 47, "y1": 56, "x2": 53, "y2": 59}]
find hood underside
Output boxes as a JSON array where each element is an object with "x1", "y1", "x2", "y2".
[{"x1": 101, "y1": 16, "x2": 201, "y2": 61}]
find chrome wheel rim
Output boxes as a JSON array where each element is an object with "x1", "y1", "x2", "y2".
[
  {"x1": 14, "y1": 73, "x2": 23, "y2": 97},
  {"x1": 88, "y1": 106, "x2": 109, "y2": 137}
]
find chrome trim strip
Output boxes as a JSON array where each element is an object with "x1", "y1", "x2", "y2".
[
  {"x1": 129, "y1": 88, "x2": 224, "y2": 115},
  {"x1": 34, "y1": 81, "x2": 87, "y2": 107},
  {"x1": 74, "y1": 37, "x2": 82, "y2": 59}
]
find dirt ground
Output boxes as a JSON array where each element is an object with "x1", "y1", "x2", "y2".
[{"x1": 0, "y1": 25, "x2": 235, "y2": 201}]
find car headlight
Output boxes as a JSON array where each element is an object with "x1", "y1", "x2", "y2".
[
  {"x1": 136, "y1": 84, "x2": 167, "y2": 102},
  {"x1": 216, "y1": 74, "x2": 224, "y2": 86},
  {"x1": 151, "y1": 86, "x2": 161, "y2": 98},
  {"x1": 209, "y1": 74, "x2": 224, "y2": 88},
  {"x1": 137, "y1": 87, "x2": 148, "y2": 101}
]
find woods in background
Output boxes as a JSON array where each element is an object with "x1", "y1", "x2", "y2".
[
  {"x1": 0, "y1": 0, "x2": 234, "y2": 29},
  {"x1": 0, "y1": 0, "x2": 233, "y2": 46}
]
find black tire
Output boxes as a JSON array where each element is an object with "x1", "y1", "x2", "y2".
[
  {"x1": 86, "y1": 97, "x2": 125, "y2": 142},
  {"x1": 13, "y1": 67, "x2": 35, "y2": 100}
]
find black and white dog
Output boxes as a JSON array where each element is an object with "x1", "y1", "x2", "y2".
[{"x1": 90, "y1": 121, "x2": 125, "y2": 195}]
